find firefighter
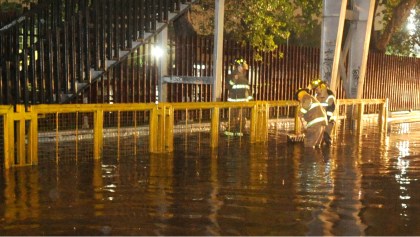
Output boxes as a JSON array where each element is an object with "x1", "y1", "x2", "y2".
[
  {"x1": 294, "y1": 88, "x2": 328, "y2": 148},
  {"x1": 225, "y1": 58, "x2": 253, "y2": 136},
  {"x1": 309, "y1": 79, "x2": 336, "y2": 146}
]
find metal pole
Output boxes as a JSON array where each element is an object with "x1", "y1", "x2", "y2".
[
  {"x1": 212, "y1": 0, "x2": 225, "y2": 102},
  {"x1": 157, "y1": 28, "x2": 168, "y2": 102}
]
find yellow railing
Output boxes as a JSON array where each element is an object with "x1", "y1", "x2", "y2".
[
  {"x1": 335, "y1": 98, "x2": 389, "y2": 133},
  {"x1": 0, "y1": 99, "x2": 388, "y2": 169}
]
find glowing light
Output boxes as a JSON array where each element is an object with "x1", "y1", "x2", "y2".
[
  {"x1": 399, "y1": 195, "x2": 411, "y2": 200},
  {"x1": 406, "y1": 9, "x2": 416, "y2": 35},
  {"x1": 151, "y1": 45, "x2": 164, "y2": 59}
]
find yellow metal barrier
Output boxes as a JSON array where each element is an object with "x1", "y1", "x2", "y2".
[
  {"x1": 0, "y1": 99, "x2": 388, "y2": 169},
  {"x1": 335, "y1": 99, "x2": 388, "y2": 134}
]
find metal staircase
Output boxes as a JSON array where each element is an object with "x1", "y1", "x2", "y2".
[{"x1": 0, "y1": 0, "x2": 197, "y2": 106}]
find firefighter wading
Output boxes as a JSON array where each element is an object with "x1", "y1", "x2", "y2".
[
  {"x1": 225, "y1": 59, "x2": 253, "y2": 137},
  {"x1": 295, "y1": 88, "x2": 328, "y2": 148},
  {"x1": 311, "y1": 79, "x2": 336, "y2": 146}
]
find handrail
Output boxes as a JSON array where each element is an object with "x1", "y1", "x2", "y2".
[{"x1": 0, "y1": 99, "x2": 388, "y2": 169}]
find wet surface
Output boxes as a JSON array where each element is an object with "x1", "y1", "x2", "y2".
[{"x1": 0, "y1": 122, "x2": 419, "y2": 235}]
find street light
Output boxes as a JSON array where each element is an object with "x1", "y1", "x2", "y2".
[{"x1": 151, "y1": 45, "x2": 164, "y2": 59}]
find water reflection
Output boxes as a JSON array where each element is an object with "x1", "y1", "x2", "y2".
[
  {"x1": 395, "y1": 124, "x2": 414, "y2": 228},
  {"x1": 332, "y1": 132, "x2": 366, "y2": 236},
  {"x1": 1, "y1": 167, "x2": 40, "y2": 228},
  {"x1": 0, "y1": 122, "x2": 419, "y2": 235},
  {"x1": 294, "y1": 146, "x2": 336, "y2": 236}
]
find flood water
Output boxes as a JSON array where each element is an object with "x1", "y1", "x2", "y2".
[{"x1": 0, "y1": 121, "x2": 419, "y2": 235}]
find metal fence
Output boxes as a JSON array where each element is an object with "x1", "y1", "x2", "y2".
[
  {"x1": 364, "y1": 53, "x2": 420, "y2": 111},
  {"x1": 0, "y1": 99, "x2": 388, "y2": 169},
  {"x1": 169, "y1": 36, "x2": 419, "y2": 112}
]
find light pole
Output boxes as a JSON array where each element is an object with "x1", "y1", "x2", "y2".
[{"x1": 212, "y1": 0, "x2": 225, "y2": 102}]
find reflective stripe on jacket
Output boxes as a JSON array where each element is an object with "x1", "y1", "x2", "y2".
[
  {"x1": 227, "y1": 75, "x2": 252, "y2": 102},
  {"x1": 316, "y1": 89, "x2": 336, "y2": 122},
  {"x1": 300, "y1": 94, "x2": 328, "y2": 128}
]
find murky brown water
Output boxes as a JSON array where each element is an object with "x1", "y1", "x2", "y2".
[{"x1": 0, "y1": 122, "x2": 419, "y2": 235}]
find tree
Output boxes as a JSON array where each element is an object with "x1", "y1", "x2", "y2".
[
  {"x1": 183, "y1": 0, "x2": 419, "y2": 57},
  {"x1": 371, "y1": 0, "x2": 419, "y2": 56},
  {"x1": 187, "y1": 0, "x2": 312, "y2": 59}
]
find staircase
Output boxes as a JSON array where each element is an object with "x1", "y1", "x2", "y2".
[{"x1": 0, "y1": 0, "x2": 196, "y2": 106}]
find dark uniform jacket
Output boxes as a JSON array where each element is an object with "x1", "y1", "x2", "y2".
[{"x1": 227, "y1": 73, "x2": 253, "y2": 102}]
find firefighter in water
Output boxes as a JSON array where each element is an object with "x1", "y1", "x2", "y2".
[
  {"x1": 308, "y1": 79, "x2": 336, "y2": 146},
  {"x1": 225, "y1": 58, "x2": 253, "y2": 136},
  {"x1": 294, "y1": 88, "x2": 328, "y2": 148}
]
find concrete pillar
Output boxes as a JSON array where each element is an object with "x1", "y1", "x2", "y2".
[
  {"x1": 348, "y1": 0, "x2": 375, "y2": 99},
  {"x1": 321, "y1": 0, "x2": 375, "y2": 98},
  {"x1": 320, "y1": 0, "x2": 348, "y2": 92}
]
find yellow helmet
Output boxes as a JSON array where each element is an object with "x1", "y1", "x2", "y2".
[
  {"x1": 294, "y1": 88, "x2": 310, "y2": 100},
  {"x1": 310, "y1": 78, "x2": 322, "y2": 89},
  {"x1": 234, "y1": 58, "x2": 249, "y2": 70},
  {"x1": 318, "y1": 81, "x2": 328, "y2": 89}
]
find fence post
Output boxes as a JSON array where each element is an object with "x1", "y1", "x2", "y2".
[
  {"x1": 378, "y1": 99, "x2": 388, "y2": 134},
  {"x1": 93, "y1": 109, "x2": 104, "y2": 160},
  {"x1": 258, "y1": 103, "x2": 269, "y2": 142},
  {"x1": 251, "y1": 103, "x2": 268, "y2": 143},
  {"x1": 294, "y1": 105, "x2": 302, "y2": 135},
  {"x1": 16, "y1": 105, "x2": 26, "y2": 166},
  {"x1": 28, "y1": 106, "x2": 38, "y2": 166},
  {"x1": 210, "y1": 107, "x2": 220, "y2": 148},
  {"x1": 3, "y1": 106, "x2": 14, "y2": 169},
  {"x1": 332, "y1": 100, "x2": 339, "y2": 136},
  {"x1": 250, "y1": 104, "x2": 258, "y2": 143},
  {"x1": 150, "y1": 104, "x2": 173, "y2": 153},
  {"x1": 164, "y1": 105, "x2": 174, "y2": 152},
  {"x1": 149, "y1": 106, "x2": 158, "y2": 153},
  {"x1": 357, "y1": 102, "x2": 364, "y2": 133}
]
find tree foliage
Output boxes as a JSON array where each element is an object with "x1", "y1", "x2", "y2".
[
  {"x1": 189, "y1": 0, "x2": 321, "y2": 59},
  {"x1": 0, "y1": 2, "x2": 23, "y2": 13},
  {"x1": 187, "y1": 0, "x2": 419, "y2": 57},
  {"x1": 372, "y1": 0, "x2": 419, "y2": 56}
]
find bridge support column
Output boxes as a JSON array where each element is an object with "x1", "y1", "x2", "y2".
[
  {"x1": 320, "y1": 0, "x2": 347, "y2": 91},
  {"x1": 321, "y1": 0, "x2": 375, "y2": 98},
  {"x1": 348, "y1": 0, "x2": 376, "y2": 99}
]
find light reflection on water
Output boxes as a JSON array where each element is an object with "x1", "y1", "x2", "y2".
[{"x1": 0, "y1": 122, "x2": 419, "y2": 235}]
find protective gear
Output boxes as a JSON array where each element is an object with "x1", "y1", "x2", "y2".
[
  {"x1": 224, "y1": 131, "x2": 244, "y2": 137},
  {"x1": 318, "y1": 81, "x2": 328, "y2": 89},
  {"x1": 297, "y1": 92, "x2": 328, "y2": 148},
  {"x1": 227, "y1": 60, "x2": 252, "y2": 102},
  {"x1": 314, "y1": 82, "x2": 336, "y2": 146},
  {"x1": 225, "y1": 59, "x2": 252, "y2": 136},
  {"x1": 227, "y1": 80, "x2": 253, "y2": 102},
  {"x1": 307, "y1": 78, "x2": 322, "y2": 90},
  {"x1": 234, "y1": 58, "x2": 249, "y2": 70},
  {"x1": 294, "y1": 88, "x2": 310, "y2": 101},
  {"x1": 318, "y1": 90, "x2": 336, "y2": 122}
]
